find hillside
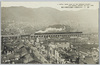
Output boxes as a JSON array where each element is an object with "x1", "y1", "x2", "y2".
[{"x1": 1, "y1": 6, "x2": 98, "y2": 35}]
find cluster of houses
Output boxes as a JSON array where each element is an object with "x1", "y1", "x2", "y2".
[
  {"x1": 1, "y1": 32, "x2": 99, "y2": 64},
  {"x1": 1, "y1": 41, "x2": 38, "y2": 64}
]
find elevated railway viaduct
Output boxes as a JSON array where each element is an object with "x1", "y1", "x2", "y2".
[{"x1": 1, "y1": 32, "x2": 98, "y2": 44}]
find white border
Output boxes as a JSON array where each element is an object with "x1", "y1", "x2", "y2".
[{"x1": 0, "y1": 0, "x2": 99, "y2": 65}]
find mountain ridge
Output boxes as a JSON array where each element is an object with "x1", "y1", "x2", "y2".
[{"x1": 1, "y1": 7, "x2": 98, "y2": 35}]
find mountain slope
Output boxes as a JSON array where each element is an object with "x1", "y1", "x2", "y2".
[{"x1": 1, "y1": 6, "x2": 98, "y2": 35}]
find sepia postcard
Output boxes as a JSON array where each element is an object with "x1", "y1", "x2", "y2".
[{"x1": 1, "y1": 2, "x2": 99, "y2": 64}]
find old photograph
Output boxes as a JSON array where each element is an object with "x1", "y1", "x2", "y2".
[{"x1": 1, "y1": 2, "x2": 99, "y2": 64}]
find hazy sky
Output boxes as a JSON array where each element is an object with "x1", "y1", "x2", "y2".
[{"x1": 1, "y1": 2, "x2": 99, "y2": 11}]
